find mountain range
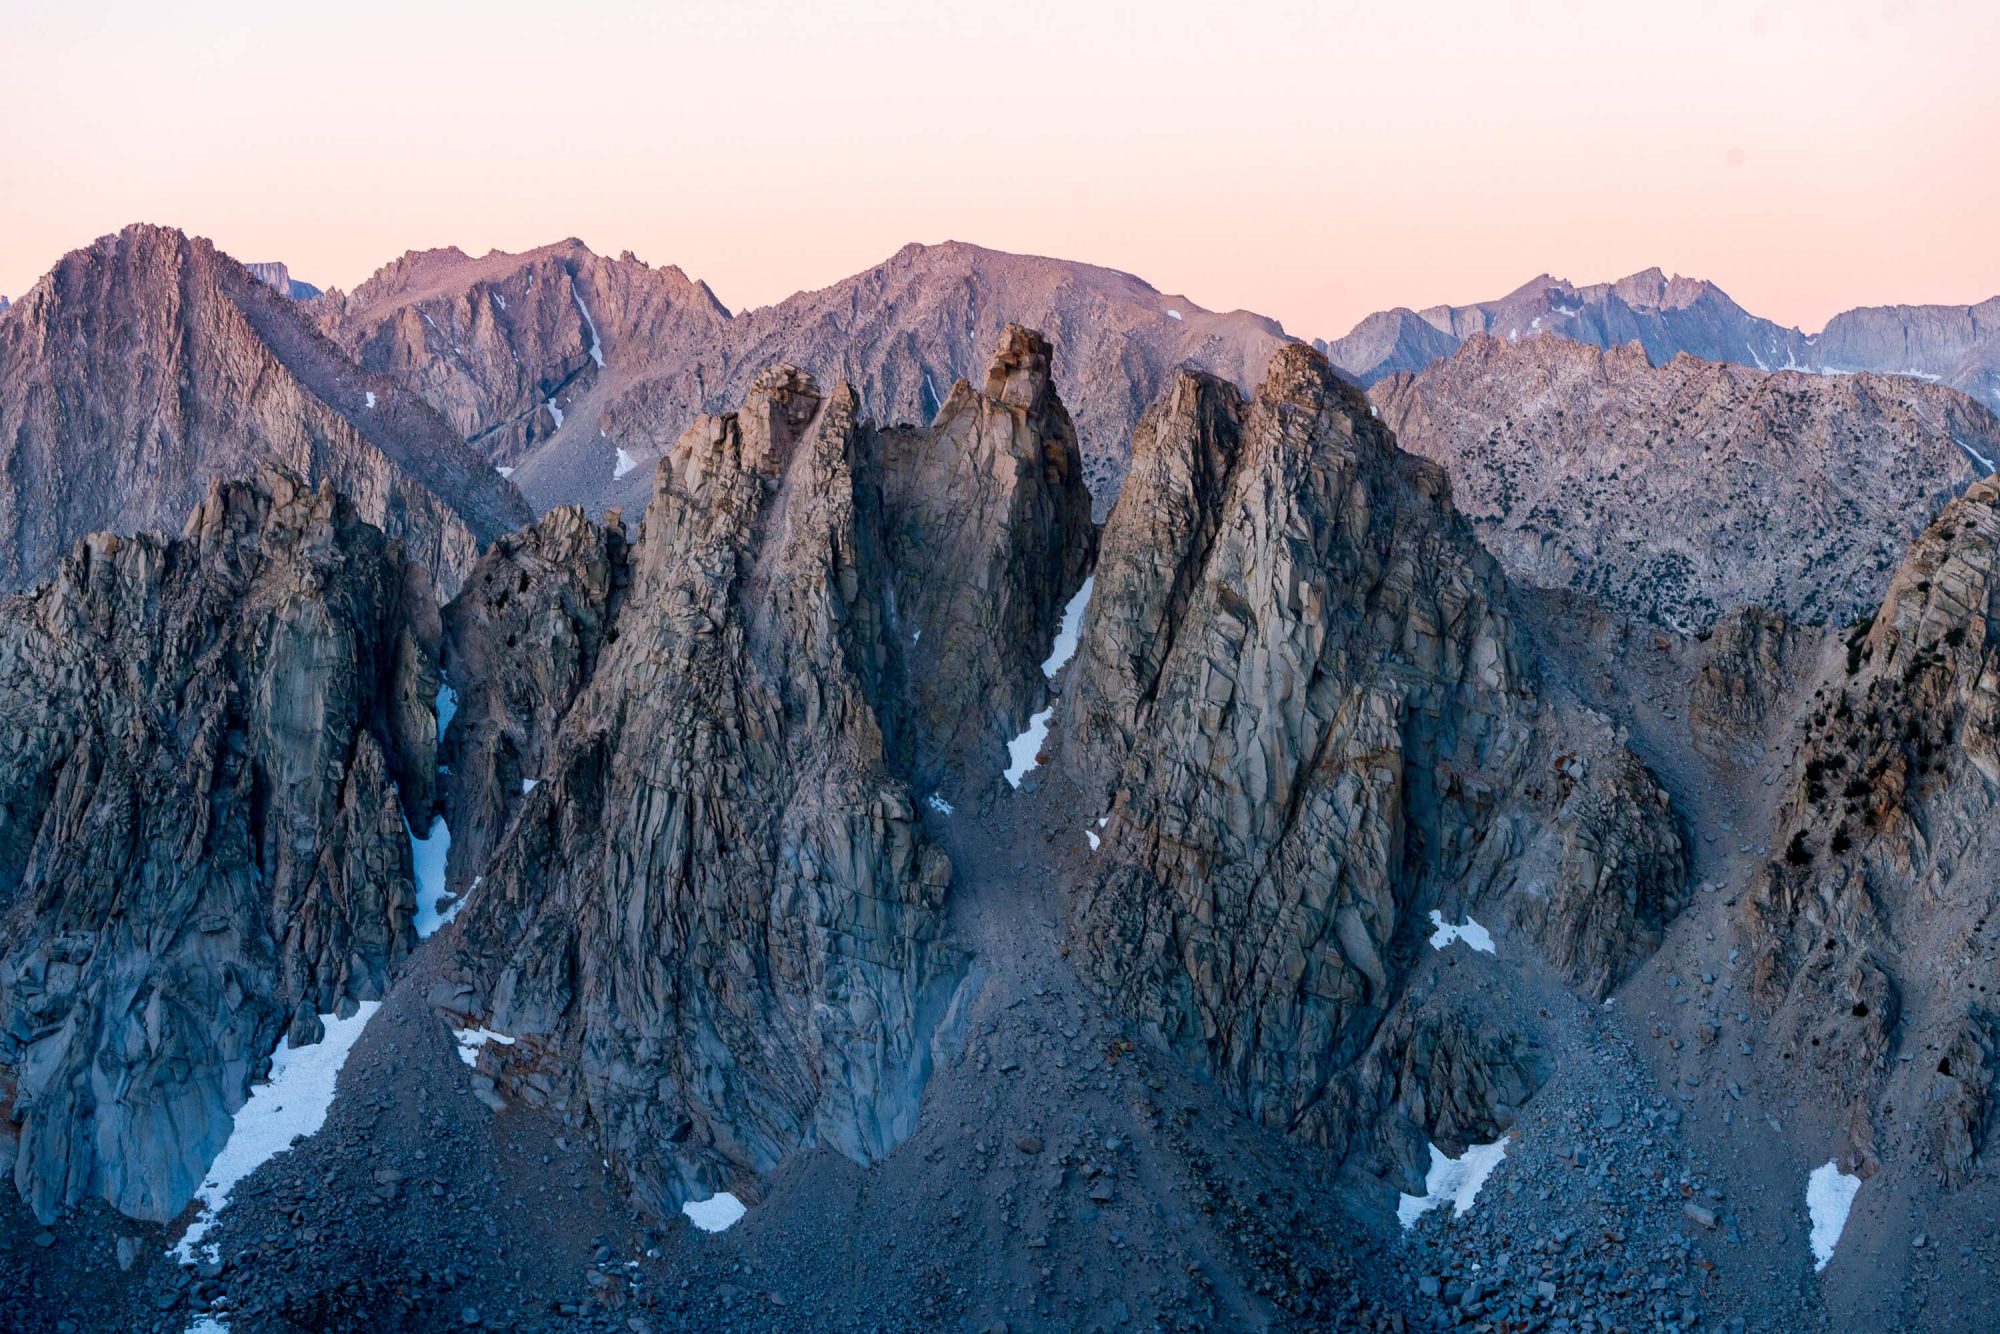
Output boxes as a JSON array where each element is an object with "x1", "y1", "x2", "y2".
[{"x1": 3, "y1": 222, "x2": 2000, "y2": 1333}]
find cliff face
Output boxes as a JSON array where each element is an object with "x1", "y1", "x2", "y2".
[
  {"x1": 435, "y1": 329, "x2": 1091, "y2": 1216},
  {"x1": 0, "y1": 473, "x2": 441, "y2": 1223},
  {"x1": 1748, "y1": 478, "x2": 2000, "y2": 1186},
  {"x1": 0, "y1": 225, "x2": 530, "y2": 598},
  {"x1": 1816, "y1": 297, "x2": 2000, "y2": 413},
  {"x1": 1373, "y1": 334, "x2": 2000, "y2": 631},
  {"x1": 1055, "y1": 345, "x2": 1687, "y2": 1174}
]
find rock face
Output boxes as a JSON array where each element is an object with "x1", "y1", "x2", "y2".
[
  {"x1": 1055, "y1": 344, "x2": 1687, "y2": 1175},
  {"x1": 439, "y1": 330, "x2": 1090, "y2": 1216},
  {"x1": 1320, "y1": 268, "x2": 1814, "y2": 386},
  {"x1": 875, "y1": 326, "x2": 1096, "y2": 787},
  {"x1": 0, "y1": 473, "x2": 440, "y2": 1223},
  {"x1": 1817, "y1": 296, "x2": 2000, "y2": 413},
  {"x1": 0, "y1": 225, "x2": 530, "y2": 598},
  {"x1": 317, "y1": 238, "x2": 1295, "y2": 518},
  {"x1": 437, "y1": 505, "x2": 630, "y2": 891},
  {"x1": 1689, "y1": 605, "x2": 1818, "y2": 766},
  {"x1": 311, "y1": 240, "x2": 732, "y2": 487},
  {"x1": 1748, "y1": 479, "x2": 2000, "y2": 1184},
  {"x1": 242, "y1": 261, "x2": 320, "y2": 301},
  {"x1": 1372, "y1": 335, "x2": 1999, "y2": 631}
]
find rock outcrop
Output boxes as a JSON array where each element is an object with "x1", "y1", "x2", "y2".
[
  {"x1": 1055, "y1": 345, "x2": 1687, "y2": 1176},
  {"x1": 1748, "y1": 478, "x2": 2000, "y2": 1184},
  {"x1": 875, "y1": 326, "x2": 1095, "y2": 787},
  {"x1": 1689, "y1": 605, "x2": 1819, "y2": 766},
  {"x1": 1372, "y1": 335, "x2": 1999, "y2": 631},
  {"x1": 0, "y1": 225, "x2": 531, "y2": 598},
  {"x1": 0, "y1": 473, "x2": 440, "y2": 1223},
  {"x1": 438, "y1": 330, "x2": 1090, "y2": 1217}
]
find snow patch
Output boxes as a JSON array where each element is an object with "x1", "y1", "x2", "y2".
[
  {"x1": 439, "y1": 875, "x2": 478, "y2": 929},
  {"x1": 435, "y1": 680, "x2": 458, "y2": 744},
  {"x1": 364, "y1": 391, "x2": 376, "y2": 409},
  {"x1": 1004, "y1": 708, "x2": 1054, "y2": 788},
  {"x1": 171, "y1": 1003, "x2": 382, "y2": 1263},
  {"x1": 1166, "y1": 309, "x2": 1183, "y2": 321},
  {"x1": 1427, "y1": 910, "x2": 1495, "y2": 954},
  {"x1": 570, "y1": 277, "x2": 604, "y2": 368},
  {"x1": 682, "y1": 1191, "x2": 746, "y2": 1233},
  {"x1": 1807, "y1": 1161, "x2": 1861, "y2": 1272},
  {"x1": 452, "y1": 1025, "x2": 517, "y2": 1069},
  {"x1": 496, "y1": 465, "x2": 515, "y2": 479},
  {"x1": 1085, "y1": 829, "x2": 1100, "y2": 850},
  {"x1": 926, "y1": 793, "x2": 954, "y2": 816},
  {"x1": 1041, "y1": 577, "x2": 1095, "y2": 677},
  {"x1": 1745, "y1": 342, "x2": 1769, "y2": 372},
  {"x1": 545, "y1": 399, "x2": 564, "y2": 428},
  {"x1": 522, "y1": 778, "x2": 540, "y2": 794},
  {"x1": 1957, "y1": 437, "x2": 1996, "y2": 474},
  {"x1": 408, "y1": 813, "x2": 453, "y2": 938},
  {"x1": 1397, "y1": 1137, "x2": 1509, "y2": 1228},
  {"x1": 613, "y1": 447, "x2": 639, "y2": 479}
]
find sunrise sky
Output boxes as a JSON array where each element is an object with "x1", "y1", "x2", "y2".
[{"x1": 4, "y1": 0, "x2": 1996, "y2": 340}]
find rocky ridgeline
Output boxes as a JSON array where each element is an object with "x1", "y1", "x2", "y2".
[
  {"x1": 313, "y1": 240, "x2": 731, "y2": 475},
  {"x1": 1054, "y1": 344, "x2": 1687, "y2": 1187},
  {"x1": 0, "y1": 473, "x2": 442, "y2": 1223},
  {"x1": 435, "y1": 328, "x2": 1090, "y2": 1216},
  {"x1": 1373, "y1": 334, "x2": 2000, "y2": 632},
  {"x1": 1749, "y1": 477, "x2": 2000, "y2": 1186},
  {"x1": 0, "y1": 225, "x2": 531, "y2": 600},
  {"x1": 314, "y1": 239, "x2": 1293, "y2": 516}
]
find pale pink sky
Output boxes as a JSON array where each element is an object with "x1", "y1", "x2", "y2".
[{"x1": 4, "y1": 1, "x2": 1996, "y2": 340}]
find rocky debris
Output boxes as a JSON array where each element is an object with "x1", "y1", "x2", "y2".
[
  {"x1": 1689, "y1": 606, "x2": 1819, "y2": 766},
  {"x1": 322, "y1": 238, "x2": 1296, "y2": 518},
  {"x1": 1372, "y1": 333, "x2": 1998, "y2": 631},
  {"x1": 1056, "y1": 343, "x2": 1686, "y2": 1180},
  {"x1": 0, "y1": 472, "x2": 440, "y2": 1223},
  {"x1": 1748, "y1": 476, "x2": 2000, "y2": 1185},
  {"x1": 0, "y1": 224, "x2": 531, "y2": 597}
]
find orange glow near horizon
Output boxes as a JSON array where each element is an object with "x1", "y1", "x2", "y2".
[{"x1": 3, "y1": 1, "x2": 1997, "y2": 340}]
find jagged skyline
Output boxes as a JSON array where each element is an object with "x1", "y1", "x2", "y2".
[{"x1": 4, "y1": 0, "x2": 1997, "y2": 339}]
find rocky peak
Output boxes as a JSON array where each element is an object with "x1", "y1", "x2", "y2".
[
  {"x1": 0, "y1": 222, "x2": 529, "y2": 598},
  {"x1": 1056, "y1": 342, "x2": 1685, "y2": 1182},
  {"x1": 0, "y1": 471, "x2": 441, "y2": 1223}
]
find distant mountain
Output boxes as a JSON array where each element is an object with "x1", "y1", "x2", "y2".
[
  {"x1": 1323, "y1": 270, "x2": 2000, "y2": 415},
  {"x1": 1372, "y1": 333, "x2": 2000, "y2": 630},
  {"x1": 313, "y1": 239, "x2": 1297, "y2": 517},
  {"x1": 0, "y1": 224, "x2": 531, "y2": 595},
  {"x1": 1815, "y1": 296, "x2": 2000, "y2": 411},
  {"x1": 1321, "y1": 268, "x2": 1812, "y2": 384},
  {"x1": 243, "y1": 259, "x2": 322, "y2": 301}
]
